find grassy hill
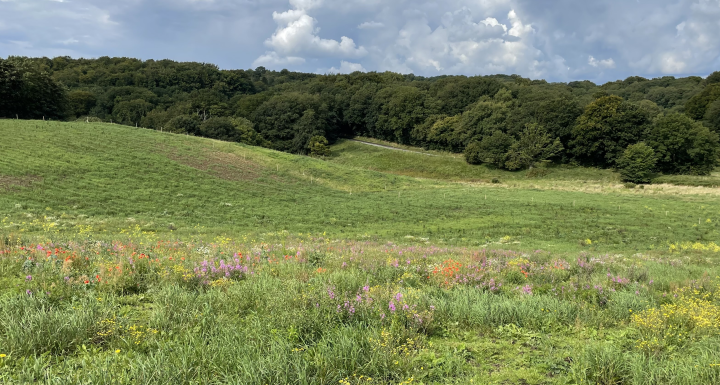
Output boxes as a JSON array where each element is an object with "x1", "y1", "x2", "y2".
[
  {"x1": 3, "y1": 120, "x2": 720, "y2": 384},
  {"x1": 1, "y1": 120, "x2": 720, "y2": 252}
]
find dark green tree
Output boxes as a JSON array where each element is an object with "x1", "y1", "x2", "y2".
[
  {"x1": 291, "y1": 109, "x2": 326, "y2": 154},
  {"x1": 645, "y1": 113, "x2": 720, "y2": 175},
  {"x1": 464, "y1": 130, "x2": 513, "y2": 166},
  {"x1": 200, "y1": 117, "x2": 241, "y2": 142},
  {"x1": 371, "y1": 86, "x2": 439, "y2": 144},
  {"x1": 112, "y1": 99, "x2": 153, "y2": 126},
  {"x1": 251, "y1": 93, "x2": 320, "y2": 151},
  {"x1": 616, "y1": 143, "x2": 657, "y2": 183},
  {"x1": 424, "y1": 115, "x2": 464, "y2": 152},
  {"x1": 685, "y1": 84, "x2": 720, "y2": 120},
  {"x1": 67, "y1": 90, "x2": 97, "y2": 117},
  {"x1": 705, "y1": 71, "x2": 720, "y2": 86},
  {"x1": 505, "y1": 123, "x2": 563, "y2": 170},
  {"x1": 231, "y1": 117, "x2": 266, "y2": 146},
  {"x1": 571, "y1": 96, "x2": 650, "y2": 167},
  {"x1": 165, "y1": 115, "x2": 201, "y2": 135},
  {"x1": 703, "y1": 99, "x2": 720, "y2": 133},
  {"x1": 0, "y1": 58, "x2": 67, "y2": 119}
]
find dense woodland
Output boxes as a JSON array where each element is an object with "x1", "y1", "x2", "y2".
[{"x1": 2, "y1": 56, "x2": 720, "y2": 177}]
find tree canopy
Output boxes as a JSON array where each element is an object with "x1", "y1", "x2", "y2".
[{"x1": 3, "y1": 55, "x2": 719, "y2": 175}]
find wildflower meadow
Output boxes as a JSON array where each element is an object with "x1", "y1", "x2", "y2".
[
  {"x1": 2, "y1": 229, "x2": 720, "y2": 384},
  {"x1": 2, "y1": 121, "x2": 720, "y2": 384}
]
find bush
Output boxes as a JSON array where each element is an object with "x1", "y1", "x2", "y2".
[
  {"x1": 463, "y1": 141, "x2": 483, "y2": 165},
  {"x1": 623, "y1": 182, "x2": 637, "y2": 189},
  {"x1": 616, "y1": 143, "x2": 656, "y2": 184},
  {"x1": 308, "y1": 135, "x2": 331, "y2": 157}
]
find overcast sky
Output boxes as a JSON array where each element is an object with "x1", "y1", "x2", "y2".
[{"x1": 1, "y1": 0, "x2": 719, "y2": 83}]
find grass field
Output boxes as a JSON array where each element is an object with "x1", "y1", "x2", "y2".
[
  {"x1": 2, "y1": 120, "x2": 720, "y2": 384},
  {"x1": 2, "y1": 121, "x2": 720, "y2": 253}
]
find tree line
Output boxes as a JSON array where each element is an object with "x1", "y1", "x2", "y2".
[{"x1": 2, "y1": 56, "x2": 719, "y2": 176}]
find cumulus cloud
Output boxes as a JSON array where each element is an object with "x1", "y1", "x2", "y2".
[
  {"x1": 265, "y1": 9, "x2": 367, "y2": 58},
  {"x1": 255, "y1": 0, "x2": 367, "y2": 68},
  {"x1": 321, "y1": 60, "x2": 366, "y2": 74},
  {"x1": 252, "y1": 51, "x2": 306, "y2": 67},
  {"x1": 375, "y1": 8, "x2": 549, "y2": 77},
  {"x1": 358, "y1": 21, "x2": 384, "y2": 29},
  {"x1": 1, "y1": 0, "x2": 720, "y2": 81},
  {"x1": 588, "y1": 56, "x2": 616, "y2": 69}
]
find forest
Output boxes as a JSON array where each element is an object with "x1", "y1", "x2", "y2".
[{"x1": 2, "y1": 56, "x2": 720, "y2": 179}]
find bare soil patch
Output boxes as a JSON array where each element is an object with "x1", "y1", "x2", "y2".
[
  {"x1": 0, "y1": 175, "x2": 42, "y2": 191},
  {"x1": 166, "y1": 147, "x2": 263, "y2": 181}
]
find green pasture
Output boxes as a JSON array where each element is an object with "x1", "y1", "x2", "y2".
[
  {"x1": 3, "y1": 120, "x2": 720, "y2": 384},
  {"x1": 1, "y1": 120, "x2": 719, "y2": 253}
]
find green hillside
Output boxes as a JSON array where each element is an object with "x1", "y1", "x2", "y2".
[
  {"x1": 4, "y1": 120, "x2": 720, "y2": 384},
  {"x1": 1, "y1": 120, "x2": 720, "y2": 252}
]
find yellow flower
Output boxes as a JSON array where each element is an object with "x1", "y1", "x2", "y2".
[
  {"x1": 115, "y1": 349, "x2": 121, "y2": 354},
  {"x1": 0, "y1": 354, "x2": 6, "y2": 358}
]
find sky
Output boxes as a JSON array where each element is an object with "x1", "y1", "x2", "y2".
[{"x1": 0, "y1": 0, "x2": 719, "y2": 83}]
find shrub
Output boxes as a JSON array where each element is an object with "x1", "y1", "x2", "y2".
[
  {"x1": 308, "y1": 135, "x2": 331, "y2": 157},
  {"x1": 616, "y1": 143, "x2": 656, "y2": 183},
  {"x1": 463, "y1": 141, "x2": 483, "y2": 165}
]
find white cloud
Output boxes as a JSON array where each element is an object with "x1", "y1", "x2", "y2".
[
  {"x1": 252, "y1": 51, "x2": 305, "y2": 67},
  {"x1": 322, "y1": 60, "x2": 366, "y2": 74},
  {"x1": 3, "y1": 0, "x2": 720, "y2": 81},
  {"x1": 266, "y1": 10, "x2": 367, "y2": 57},
  {"x1": 255, "y1": 0, "x2": 367, "y2": 68},
  {"x1": 358, "y1": 21, "x2": 384, "y2": 29},
  {"x1": 374, "y1": 7, "x2": 550, "y2": 77},
  {"x1": 289, "y1": 0, "x2": 322, "y2": 11},
  {"x1": 588, "y1": 55, "x2": 616, "y2": 69}
]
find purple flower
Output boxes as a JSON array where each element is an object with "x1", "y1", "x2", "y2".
[
  {"x1": 25, "y1": 275, "x2": 32, "y2": 281},
  {"x1": 362, "y1": 285, "x2": 369, "y2": 292},
  {"x1": 521, "y1": 285, "x2": 533, "y2": 295},
  {"x1": 389, "y1": 301, "x2": 396, "y2": 312},
  {"x1": 394, "y1": 292, "x2": 403, "y2": 301}
]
